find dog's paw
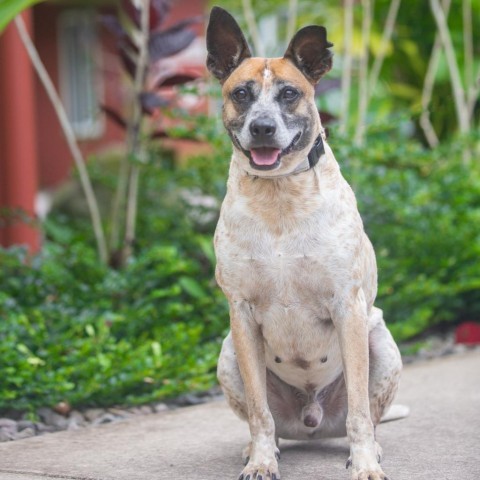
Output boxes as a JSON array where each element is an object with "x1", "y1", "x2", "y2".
[
  {"x1": 238, "y1": 455, "x2": 280, "y2": 480},
  {"x1": 346, "y1": 458, "x2": 388, "y2": 480},
  {"x1": 349, "y1": 468, "x2": 389, "y2": 480},
  {"x1": 238, "y1": 465, "x2": 280, "y2": 480},
  {"x1": 346, "y1": 444, "x2": 388, "y2": 480},
  {"x1": 242, "y1": 443, "x2": 280, "y2": 466},
  {"x1": 346, "y1": 441, "x2": 383, "y2": 469}
]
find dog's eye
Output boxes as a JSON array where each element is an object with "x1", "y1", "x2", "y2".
[
  {"x1": 282, "y1": 87, "x2": 299, "y2": 101},
  {"x1": 232, "y1": 88, "x2": 249, "y2": 102}
]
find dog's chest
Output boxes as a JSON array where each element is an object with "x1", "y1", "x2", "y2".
[
  {"x1": 215, "y1": 200, "x2": 344, "y2": 310},
  {"x1": 215, "y1": 207, "x2": 347, "y2": 392}
]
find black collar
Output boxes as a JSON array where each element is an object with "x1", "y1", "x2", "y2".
[{"x1": 307, "y1": 134, "x2": 325, "y2": 169}]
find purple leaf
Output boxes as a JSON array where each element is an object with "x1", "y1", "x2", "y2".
[
  {"x1": 156, "y1": 73, "x2": 199, "y2": 88},
  {"x1": 100, "y1": 14, "x2": 127, "y2": 40},
  {"x1": 150, "y1": 0, "x2": 172, "y2": 30},
  {"x1": 139, "y1": 92, "x2": 169, "y2": 114},
  {"x1": 119, "y1": 43, "x2": 137, "y2": 79},
  {"x1": 121, "y1": 0, "x2": 172, "y2": 31},
  {"x1": 148, "y1": 23, "x2": 197, "y2": 62},
  {"x1": 318, "y1": 110, "x2": 336, "y2": 132},
  {"x1": 101, "y1": 105, "x2": 127, "y2": 129},
  {"x1": 150, "y1": 130, "x2": 169, "y2": 139},
  {"x1": 149, "y1": 130, "x2": 201, "y2": 141}
]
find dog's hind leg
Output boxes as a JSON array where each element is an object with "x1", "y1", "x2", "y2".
[
  {"x1": 367, "y1": 307, "x2": 403, "y2": 427},
  {"x1": 360, "y1": 307, "x2": 403, "y2": 466},
  {"x1": 217, "y1": 331, "x2": 249, "y2": 422}
]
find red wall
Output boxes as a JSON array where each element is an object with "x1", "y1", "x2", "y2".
[
  {"x1": 33, "y1": 0, "x2": 207, "y2": 189},
  {"x1": 0, "y1": 10, "x2": 40, "y2": 251},
  {"x1": 33, "y1": 3, "x2": 126, "y2": 188}
]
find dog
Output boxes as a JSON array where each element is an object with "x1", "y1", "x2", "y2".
[{"x1": 206, "y1": 7, "x2": 403, "y2": 480}]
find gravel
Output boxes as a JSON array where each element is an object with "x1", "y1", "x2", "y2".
[
  {"x1": 0, "y1": 386, "x2": 224, "y2": 443},
  {"x1": 1, "y1": 332, "x2": 479, "y2": 444}
]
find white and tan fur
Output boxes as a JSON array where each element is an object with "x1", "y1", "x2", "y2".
[{"x1": 207, "y1": 7, "x2": 403, "y2": 480}]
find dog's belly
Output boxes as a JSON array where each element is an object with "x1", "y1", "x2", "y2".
[
  {"x1": 226, "y1": 254, "x2": 344, "y2": 393},
  {"x1": 260, "y1": 303, "x2": 343, "y2": 393}
]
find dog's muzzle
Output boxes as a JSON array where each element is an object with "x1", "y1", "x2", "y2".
[{"x1": 236, "y1": 131, "x2": 303, "y2": 171}]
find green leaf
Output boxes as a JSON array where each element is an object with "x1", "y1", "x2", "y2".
[
  {"x1": 178, "y1": 276, "x2": 206, "y2": 299},
  {"x1": 0, "y1": 0, "x2": 45, "y2": 34}
]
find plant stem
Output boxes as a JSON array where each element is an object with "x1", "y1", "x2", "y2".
[
  {"x1": 354, "y1": 0, "x2": 372, "y2": 146},
  {"x1": 123, "y1": 0, "x2": 150, "y2": 260},
  {"x1": 14, "y1": 15, "x2": 108, "y2": 264},
  {"x1": 339, "y1": 0, "x2": 354, "y2": 135},
  {"x1": 241, "y1": 0, "x2": 264, "y2": 56},
  {"x1": 462, "y1": 0, "x2": 478, "y2": 125},
  {"x1": 420, "y1": 0, "x2": 451, "y2": 148},
  {"x1": 109, "y1": 145, "x2": 129, "y2": 253},
  {"x1": 462, "y1": 0, "x2": 474, "y2": 99},
  {"x1": 467, "y1": 68, "x2": 480, "y2": 123},
  {"x1": 368, "y1": 0, "x2": 401, "y2": 100},
  {"x1": 285, "y1": 0, "x2": 298, "y2": 45},
  {"x1": 429, "y1": 0, "x2": 470, "y2": 134}
]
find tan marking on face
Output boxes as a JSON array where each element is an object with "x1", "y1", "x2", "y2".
[
  {"x1": 268, "y1": 58, "x2": 315, "y2": 100},
  {"x1": 222, "y1": 57, "x2": 266, "y2": 96},
  {"x1": 222, "y1": 57, "x2": 315, "y2": 101},
  {"x1": 221, "y1": 57, "x2": 316, "y2": 129}
]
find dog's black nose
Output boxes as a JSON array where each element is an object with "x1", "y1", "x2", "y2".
[{"x1": 249, "y1": 117, "x2": 276, "y2": 140}]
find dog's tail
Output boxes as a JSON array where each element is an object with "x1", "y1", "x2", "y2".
[{"x1": 380, "y1": 404, "x2": 410, "y2": 423}]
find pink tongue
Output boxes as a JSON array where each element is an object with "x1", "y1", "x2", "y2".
[{"x1": 250, "y1": 148, "x2": 281, "y2": 166}]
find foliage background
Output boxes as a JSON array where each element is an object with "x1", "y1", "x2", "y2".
[{"x1": 0, "y1": 0, "x2": 479, "y2": 413}]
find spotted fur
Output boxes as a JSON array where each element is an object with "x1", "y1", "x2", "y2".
[{"x1": 207, "y1": 7, "x2": 403, "y2": 480}]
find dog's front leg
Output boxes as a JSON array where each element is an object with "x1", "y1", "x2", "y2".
[
  {"x1": 229, "y1": 299, "x2": 280, "y2": 480},
  {"x1": 332, "y1": 290, "x2": 387, "y2": 480}
]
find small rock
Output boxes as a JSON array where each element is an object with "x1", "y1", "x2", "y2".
[
  {"x1": 37, "y1": 408, "x2": 69, "y2": 430},
  {"x1": 14, "y1": 427, "x2": 35, "y2": 440},
  {"x1": 0, "y1": 418, "x2": 17, "y2": 435},
  {"x1": 107, "y1": 408, "x2": 133, "y2": 418},
  {"x1": 128, "y1": 406, "x2": 152, "y2": 415},
  {"x1": 17, "y1": 420, "x2": 35, "y2": 431},
  {"x1": 67, "y1": 411, "x2": 86, "y2": 430},
  {"x1": 174, "y1": 394, "x2": 204, "y2": 407},
  {"x1": 83, "y1": 408, "x2": 106, "y2": 422},
  {"x1": 92, "y1": 413, "x2": 117, "y2": 426},
  {"x1": 0, "y1": 428, "x2": 13, "y2": 442},
  {"x1": 69, "y1": 410, "x2": 86, "y2": 424},
  {"x1": 153, "y1": 403, "x2": 169, "y2": 413},
  {"x1": 36, "y1": 422, "x2": 56, "y2": 434}
]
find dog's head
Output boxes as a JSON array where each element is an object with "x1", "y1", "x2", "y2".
[{"x1": 206, "y1": 6, "x2": 333, "y2": 177}]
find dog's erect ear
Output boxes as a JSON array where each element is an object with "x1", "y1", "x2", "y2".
[
  {"x1": 206, "y1": 7, "x2": 252, "y2": 83},
  {"x1": 284, "y1": 26, "x2": 333, "y2": 84}
]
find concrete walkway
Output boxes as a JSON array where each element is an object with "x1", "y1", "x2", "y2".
[{"x1": 0, "y1": 351, "x2": 479, "y2": 480}]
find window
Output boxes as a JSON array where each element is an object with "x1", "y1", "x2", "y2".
[{"x1": 58, "y1": 10, "x2": 104, "y2": 139}]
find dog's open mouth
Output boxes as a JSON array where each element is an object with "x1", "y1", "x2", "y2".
[
  {"x1": 250, "y1": 148, "x2": 282, "y2": 167},
  {"x1": 240, "y1": 132, "x2": 302, "y2": 171}
]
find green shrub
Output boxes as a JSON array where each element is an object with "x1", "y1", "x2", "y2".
[
  {"x1": 0, "y1": 240, "x2": 228, "y2": 412},
  {"x1": 332, "y1": 132, "x2": 480, "y2": 339},
  {"x1": 0, "y1": 147, "x2": 231, "y2": 413},
  {"x1": 1, "y1": 126, "x2": 479, "y2": 413}
]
